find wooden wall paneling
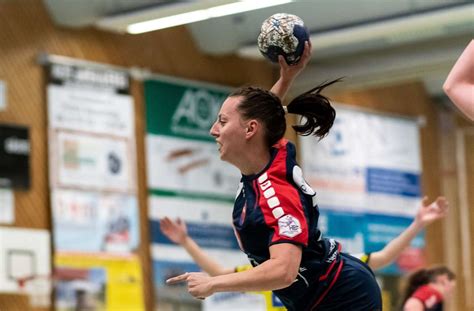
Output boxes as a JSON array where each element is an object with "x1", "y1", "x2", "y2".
[
  {"x1": 0, "y1": 1, "x2": 274, "y2": 310},
  {"x1": 464, "y1": 130, "x2": 474, "y2": 310},
  {"x1": 455, "y1": 122, "x2": 474, "y2": 310},
  {"x1": 130, "y1": 79, "x2": 154, "y2": 311},
  {"x1": 438, "y1": 111, "x2": 463, "y2": 311}
]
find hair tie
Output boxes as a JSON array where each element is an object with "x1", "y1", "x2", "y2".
[{"x1": 282, "y1": 106, "x2": 288, "y2": 114}]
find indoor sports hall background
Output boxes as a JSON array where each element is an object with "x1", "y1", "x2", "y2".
[{"x1": 0, "y1": 1, "x2": 473, "y2": 310}]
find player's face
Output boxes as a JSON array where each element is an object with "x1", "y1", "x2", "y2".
[
  {"x1": 210, "y1": 96, "x2": 248, "y2": 164},
  {"x1": 443, "y1": 277, "x2": 456, "y2": 299},
  {"x1": 437, "y1": 274, "x2": 456, "y2": 298}
]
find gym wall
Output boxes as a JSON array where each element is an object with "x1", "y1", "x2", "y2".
[{"x1": 0, "y1": 1, "x2": 472, "y2": 311}]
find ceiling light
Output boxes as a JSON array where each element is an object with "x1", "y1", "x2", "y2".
[{"x1": 126, "y1": 0, "x2": 293, "y2": 34}]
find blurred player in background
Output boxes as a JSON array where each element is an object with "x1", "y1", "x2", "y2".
[{"x1": 402, "y1": 266, "x2": 456, "y2": 311}]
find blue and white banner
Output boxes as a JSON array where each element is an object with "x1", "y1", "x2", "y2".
[{"x1": 300, "y1": 105, "x2": 422, "y2": 274}]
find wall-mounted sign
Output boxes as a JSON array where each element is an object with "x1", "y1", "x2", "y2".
[{"x1": 0, "y1": 124, "x2": 30, "y2": 189}]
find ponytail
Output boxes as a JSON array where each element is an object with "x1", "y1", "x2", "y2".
[{"x1": 287, "y1": 78, "x2": 341, "y2": 139}]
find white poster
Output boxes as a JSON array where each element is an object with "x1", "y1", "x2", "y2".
[
  {"x1": 51, "y1": 131, "x2": 135, "y2": 192},
  {"x1": 300, "y1": 106, "x2": 421, "y2": 217},
  {"x1": 147, "y1": 135, "x2": 239, "y2": 197},
  {"x1": 52, "y1": 189, "x2": 139, "y2": 253},
  {"x1": 300, "y1": 105, "x2": 423, "y2": 274},
  {"x1": 204, "y1": 292, "x2": 267, "y2": 311},
  {"x1": 48, "y1": 84, "x2": 134, "y2": 138},
  {"x1": 0, "y1": 188, "x2": 14, "y2": 224},
  {"x1": 0, "y1": 81, "x2": 6, "y2": 111},
  {"x1": 46, "y1": 63, "x2": 140, "y2": 260}
]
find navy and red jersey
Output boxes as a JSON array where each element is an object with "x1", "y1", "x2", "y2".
[
  {"x1": 410, "y1": 285, "x2": 444, "y2": 311},
  {"x1": 232, "y1": 139, "x2": 343, "y2": 311}
]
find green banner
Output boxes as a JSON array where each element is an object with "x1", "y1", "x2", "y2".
[{"x1": 144, "y1": 79, "x2": 229, "y2": 142}]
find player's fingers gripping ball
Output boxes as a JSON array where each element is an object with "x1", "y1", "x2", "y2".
[{"x1": 258, "y1": 13, "x2": 310, "y2": 65}]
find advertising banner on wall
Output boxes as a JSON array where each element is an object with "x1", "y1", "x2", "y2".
[
  {"x1": 46, "y1": 62, "x2": 143, "y2": 310},
  {"x1": 52, "y1": 189, "x2": 139, "y2": 253},
  {"x1": 144, "y1": 77, "x2": 250, "y2": 305},
  {"x1": 50, "y1": 131, "x2": 135, "y2": 192},
  {"x1": 300, "y1": 105, "x2": 423, "y2": 274},
  {"x1": 55, "y1": 253, "x2": 144, "y2": 311}
]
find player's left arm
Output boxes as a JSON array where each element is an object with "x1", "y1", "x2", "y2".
[
  {"x1": 270, "y1": 41, "x2": 312, "y2": 101},
  {"x1": 166, "y1": 243, "x2": 302, "y2": 298}
]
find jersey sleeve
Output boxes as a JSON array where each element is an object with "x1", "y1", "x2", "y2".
[
  {"x1": 256, "y1": 151, "x2": 309, "y2": 247},
  {"x1": 411, "y1": 285, "x2": 443, "y2": 306}
]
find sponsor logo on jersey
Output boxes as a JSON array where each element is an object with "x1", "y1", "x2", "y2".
[{"x1": 278, "y1": 215, "x2": 302, "y2": 238}]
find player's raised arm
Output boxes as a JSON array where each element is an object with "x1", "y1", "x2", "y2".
[{"x1": 368, "y1": 197, "x2": 449, "y2": 270}]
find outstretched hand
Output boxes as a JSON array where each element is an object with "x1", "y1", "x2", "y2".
[
  {"x1": 160, "y1": 217, "x2": 188, "y2": 245},
  {"x1": 278, "y1": 40, "x2": 312, "y2": 82},
  {"x1": 166, "y1": 272, "x2": 214, "y2": 299},
  {"x1": 415, "y1": 196, "x2": 449, "y2": 227}
]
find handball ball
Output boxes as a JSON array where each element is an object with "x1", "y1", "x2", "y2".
[{"x1": 258, "y1": 13, "x2": 310, "y2": 65}]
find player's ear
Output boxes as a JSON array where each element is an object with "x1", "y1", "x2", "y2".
[{"x1": 245, "y1": 120, "x2": 258, "y2": 138}]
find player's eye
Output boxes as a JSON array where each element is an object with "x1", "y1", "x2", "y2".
[{"x1": 218, "y1": 116, "x2": 227, "y2": 125}]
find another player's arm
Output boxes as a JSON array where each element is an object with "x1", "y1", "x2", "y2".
[
  {"x1": 181, "y1": 235, "x2": 234, "y2": 276},
  {"x1": 270, "y1": 41, "x2": 312, "y2": 100},
  {"x1": 368, "y1": 197, "x2": 448, "y2": 270},
  {"x1": 160, "y1": 217, "x2": 234, "y2": 276},
  {"x1": 168, "y1": 243, "x2": 302, "y2": 296},
  {"x1": 443, "y1": 39, "x2": 474, "y2": 121}
]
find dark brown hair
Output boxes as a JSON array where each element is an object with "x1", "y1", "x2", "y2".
[
  {"x1": 401, "y1": 266, "x2": 455, "y2": 306},
  {"x1": 229, "y1": 78, "x2": 340, "y2": 148}
]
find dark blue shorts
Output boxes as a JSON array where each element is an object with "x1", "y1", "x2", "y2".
[{"x1": 314, "y1": 253, "x2": 382, "y2": 310}]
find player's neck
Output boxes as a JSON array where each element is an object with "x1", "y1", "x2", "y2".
[{"x1": 238, "y1": 147, "x2": 271, "y2": 176}]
